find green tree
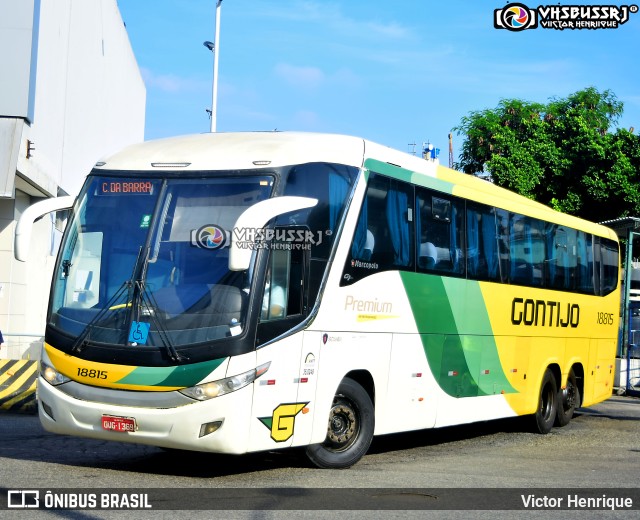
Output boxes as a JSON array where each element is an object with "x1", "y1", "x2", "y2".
[{"x1": 453, "y1": 87, "x2": 640, "y2": 222}]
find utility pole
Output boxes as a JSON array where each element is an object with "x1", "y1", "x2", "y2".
[
  {"x1": 448, "y1": 133, "x2": 454, "y2": 169},
  {"x1": 204, "y1": 1, "x2": 223, "y2": 132}
]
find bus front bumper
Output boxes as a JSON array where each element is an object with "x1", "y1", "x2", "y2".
[{"x1": 37, "y1": 375, "x2": 253, "y2": 454}]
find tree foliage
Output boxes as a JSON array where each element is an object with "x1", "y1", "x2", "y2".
[{"x1": 453, "y1": 87, "x2": 640, "y2": 222}]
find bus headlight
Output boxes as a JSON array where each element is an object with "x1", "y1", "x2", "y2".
[
  {"x1": 179, "y1": 362, "x2": 270, "y2": 401},
  {"x1": 40, "y1": 361, "x2": 71, "y2": 386}
]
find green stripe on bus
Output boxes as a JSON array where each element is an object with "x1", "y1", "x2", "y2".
[
  {"x1": 115, "y1": 357, "x2": 226, "y2": 388},
  {"x1": 363, "y1": 158, "x2": 454, "y2": 194},
  {"x1": 400, "y1": 272, "x2": 516, "y2": 398},
  {"x1": 442, "y1": 278, "x2": 516, "y2": 396}
]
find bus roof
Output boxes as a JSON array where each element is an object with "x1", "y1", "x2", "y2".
[
  {"x1": 435, "y1": 164, "x2": 617, "y2": 239},
  {"x1": 94, "y1": 131, "x2": 617, "y2": 241},
  {"x1": 95, "y1": 132, "x2": 368, "y2": 172}
]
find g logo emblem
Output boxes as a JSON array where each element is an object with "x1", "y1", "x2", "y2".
[{"x1": 258, "y1": 402, "x2": 308, "y2": 442}]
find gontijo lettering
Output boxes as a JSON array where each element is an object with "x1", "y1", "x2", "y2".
[{"x1": 511, "y1": 297, "x2": 579, "y2": 328}]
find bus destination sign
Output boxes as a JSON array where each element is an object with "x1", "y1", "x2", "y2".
[{"x1": 100, "y1": 181, "x2": 154, "y2": 195}]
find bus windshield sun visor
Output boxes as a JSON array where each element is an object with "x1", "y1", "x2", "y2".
[{"x1": 229, "y1": 196, "x2": 318, "y2": 271}]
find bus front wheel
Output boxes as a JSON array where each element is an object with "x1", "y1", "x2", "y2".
[
  {"x1": 305, "y1": 378, "x2": 374, "y2": 469},
  {"x1": 555, "y1": 369, "x2": 580, "y2": 427},
  {"x1": 531, "y1": 368, "x2": 558, "y2": 434}
]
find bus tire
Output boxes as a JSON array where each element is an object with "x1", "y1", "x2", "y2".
[
  {"x1": 305, "y1": 378, "x2": 374, "y2": 469},
  {"x1": 531, "y1": 368, "x2": 557, "y2": 434},
  {"x1": 555, "y1": 369, "x2": 580, "y2": 427}
]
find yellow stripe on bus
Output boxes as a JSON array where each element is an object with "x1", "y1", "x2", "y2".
[{"x1": 44, "y1": 343, "x2": 181, "y2": 391}]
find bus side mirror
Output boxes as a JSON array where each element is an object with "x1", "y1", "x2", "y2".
[
  {"x1": 14, "y1": 196, "x2": 75, "y2": 262},
  {"x1": 229, "y1": 196, "x2": 318, "y2": 271}
]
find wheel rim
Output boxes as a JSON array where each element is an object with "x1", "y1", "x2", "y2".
[
  {"x1": 540, "y1": 383, "x2": 554, "y2": 421},
  {"x1": 324, "y1": 396, "x2": 359, "y2": 452},
  {"x1": 562, "y1": 380, "x2": 577, "y2": 411}
]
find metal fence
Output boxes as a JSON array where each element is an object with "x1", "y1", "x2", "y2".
[
  {"x1": 0, "y1": 333, "x2": 44, "y2": 361},
  {"x1": 625, "y1": 343, "x2": 640, "y2": 397}
]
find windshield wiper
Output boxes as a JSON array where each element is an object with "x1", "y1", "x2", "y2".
[
  {"x1": 69, "y1": 181, "x2": 186, "y2": 362},
  {"x1": 70, "y1": 247, "x2": 185, "y2": 363},
  {"x1": 70, "y1": 280, "x2": 132, "y2": 354},
  {"x1": 70, "y1": 243, "x2": 145, "y2": 354},
  {"x1": 137, "y1": 282, "x2": 187, "y2": 363},
  {"x1": 125, "y1": 246, "x2": 186, "y2": 363}
]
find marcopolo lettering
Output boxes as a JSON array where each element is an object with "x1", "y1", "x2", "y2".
[{"x1": 511, "y1": 298, "x2": 579, "y2": 328}]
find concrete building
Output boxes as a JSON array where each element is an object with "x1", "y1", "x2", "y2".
[{"x1": 0, "y1": 0, "x2": 145, "y2": 358}]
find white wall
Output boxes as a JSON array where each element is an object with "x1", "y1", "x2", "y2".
[
  {"x1": 0, "y1": 0, "x2": 38, "y2": 120},
  {"x1": 0, "y1": 0, "x2": 145, "y2": 356},
  {"x1": 17, "y1": 0, "x2": 145, "y2": 197}
]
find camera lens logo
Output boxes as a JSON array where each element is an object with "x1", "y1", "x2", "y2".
[
  {"x1": 191, "y1": 225, "x2": 229, "y2": 249},
  {"x1": 8, "y1": 490, "x2": 39, "y2": 508},
  {"x1": 494, "y1": 3, "x2": 538, "y2": 31},
  {"x1": 505, "y1": 5, "x2": 530, "y2": 28}
]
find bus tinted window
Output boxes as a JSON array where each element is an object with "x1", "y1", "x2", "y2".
[
  {"x1": 547, "y1": 225, "x2": 574, "y2": 290},
  {"x1": 281, "y1": 162, "x2": 358, "y2": 299},
  {"x1": 343, "y1": 173, "x2": 413, "y2": 284},
  {"x1": 576, "y1": 231, "x2": 596, "y2": 294},
  {"x1": 467, "y1": 204, "x2": 499, "y2": 282},
  {"x1": 280, "y1": 162, "x2": 358, "y2": 258},
  {"x1": 464, "y1": 202, "x2": 617, "y2": 296},
  {"x1": 510, "y1": 214, "x2": 546, "y2": 287},
  {"x1": 417, "y1": 189, "x2": 464, "y2": 276},
  {"x1": 600, "y1": 237, "x2": 619, "y2": 295},
  {"x1": 341, "y1": 169, "x2": 618, "y2": 296}
]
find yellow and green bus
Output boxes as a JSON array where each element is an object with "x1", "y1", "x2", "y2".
[{"x1": 16, "y1": 132, "x2": 619, "y2": 468}]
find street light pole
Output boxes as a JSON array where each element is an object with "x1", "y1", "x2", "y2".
[{"x1": 210, "y1": 0, "x2": 222, "y2": 132}]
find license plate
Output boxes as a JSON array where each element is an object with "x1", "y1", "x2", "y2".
[{"x1": 101, "y1": 415, "x2": 136, "y2": 432}]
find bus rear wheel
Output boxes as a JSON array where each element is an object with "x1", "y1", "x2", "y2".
[
  {"x1": 531, "y1": 368, "x2": 558, "y2": 434},
  {"x1": 305, "y1": 378, "x2": 374, "y2": 469},
  {"x1": 555, "y1": 369, "x2": 580, "y2": 427}
]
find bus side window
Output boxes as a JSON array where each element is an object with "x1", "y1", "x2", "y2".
[
  {"x1": 547, "y1": 225, "x2": 576, "y2": 290},
  {"x1": 467, "y1": 204, "x2": 489, "y2": 280},
  {"x1": 576, "y1": 231, "x2": 595, "y2": 294},
  {"x1": 598, "y1": 237, "x2": 619, "y2": 295},
  {"x1": 494, "y1": 209, "x2": 510, "y2": 283},
  {"x1": 509, "y1": 214, "x2": 545, "y2": 287},
  {"x1": 262, "y1": 249, "x2": 289, "y2": 321},
  {"x1": 261, "y1": 247, "x2": 305, "y2": 321},
  {"x1": 343, "y1": 173, "x2": 413, "y2": 285},
  {"x1": 416, "y1": 189, "x2": 464, "y2": 276},
  {"x1": 466, "y1": 204, "x2": 508, "y2": 283}
]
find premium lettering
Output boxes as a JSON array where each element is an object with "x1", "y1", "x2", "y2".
[{"x1": 344, "y1": 295, "x2": 392, "y2": 313}]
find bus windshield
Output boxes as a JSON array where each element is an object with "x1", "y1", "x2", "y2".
[{"x1": 49, "y1": 174, "x2": 273, "y2": 349}]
